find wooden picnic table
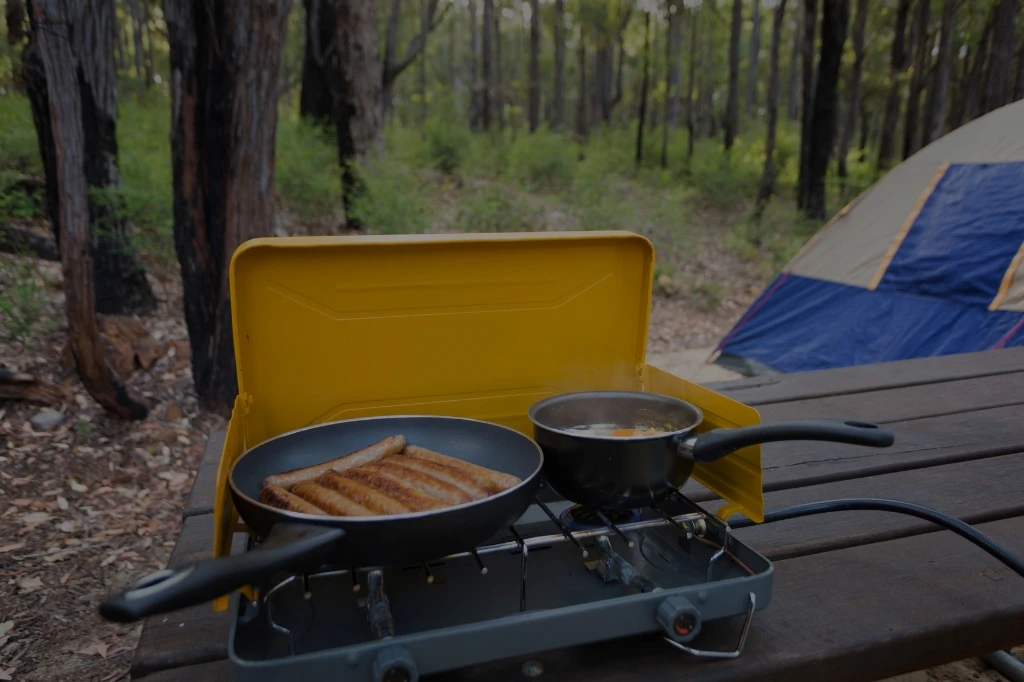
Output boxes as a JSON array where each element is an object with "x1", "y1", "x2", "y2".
[{"x1": 129, "y1": 347, "x2": 1024, "y2": 682}]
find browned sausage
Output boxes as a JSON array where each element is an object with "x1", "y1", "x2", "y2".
[
  {"x1": 340, "y1": 467, "x2": 446, "y2": 512},
  {"x1": 263, "y1": 435, "x2": 407, "y2": 489},
  {"x1": 260, "y1": 486, "x2": 328, "y2": 515},
  {"x1": 372, "y1": 460, "x2": 473, "y2": 506},
  {"x1": 317, "y1": 471, "x2": 410, "y2": 515},
  {"x1": 291, "y1": 482, "x2": 375, "y2": 516},
  {"x1": 402, "y1": 445, "x2": 521, "y2": 494},
  {"x1": 384, "y1": 455, "x2": 490, "y2": 500}
]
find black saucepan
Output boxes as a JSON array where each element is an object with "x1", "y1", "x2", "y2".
[
  {"x1": 99, "y1": 415, "x2": 543, "y2": 622},
  {"x1": 529, "y1": 391, "x2": 894, "y2": 509}
]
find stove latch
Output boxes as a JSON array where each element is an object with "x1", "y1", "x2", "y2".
[{"x1": 656, "y1": 595, "x2": 702, "y2": 643}]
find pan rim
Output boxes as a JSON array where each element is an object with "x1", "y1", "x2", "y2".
[
  {"x1": 527, "y1": 390, "x2": 704, "y2": 441},
  {"x1": 228, "y1": 415, "x2": 545, "y2": 524}
]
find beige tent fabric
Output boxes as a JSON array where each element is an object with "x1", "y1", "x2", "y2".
[
  {"x1": 787, "y1": 100, "x2": 1024, "y2": 290},
  {"x1": 995, "y1": 250, "x2": 1024, "y2": 312}
]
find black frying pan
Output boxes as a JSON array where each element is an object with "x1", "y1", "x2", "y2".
[{"x1": 99, "y1": 416, "x2": 543, "y2": 622}]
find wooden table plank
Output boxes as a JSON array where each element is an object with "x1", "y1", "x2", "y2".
[
  {"x1": 703, "y1": 451, "x2": 1024, "y2": 560},
  {"x1": 183, "y1": 431, "x2": 225, "y2": 519},
  {"x1": 683, "y1": 404, "x2": 1024, "y2": 499},
  {"x1": 441, "y1": 516, "x2": 1024, "y2": 682},
  {"x1": 708, "y1": 347, "x2": 1024, "y2": 406},
  {"x1": 131, "y1": 659, "x2": 231, "y2": 681},
  {"x1": 130, "y1": 515, "x2": 244, "y2": 679}
]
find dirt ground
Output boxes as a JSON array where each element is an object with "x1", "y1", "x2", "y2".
[{"x1": 0, "y1": 247, "x2": 1020, "y2": 682}]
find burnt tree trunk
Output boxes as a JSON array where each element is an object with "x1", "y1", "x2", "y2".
[
  {"x1": 837, "y1": 0, "x2": 867, "y2": 181},
  {"x1": 23, "y1": 0, "x2": 156, "y2": 315},
  {"x1": 804, "y1": 0, "x2": 849, "y2": 220},
  {"x1": 980, "y1": 0, "x2": 1021, "y2": 114},
  {"x1": 26, "y1": 0, "x2": 147, "y2": 419},
  {"x1": 300, "y1": 0, "x2": 339, "y2": 123},
  {"x1": 528, "y1": 0, "x2": 540, "y2": 132},
  {"x1": 724, "y1": 0, "x2": 742, "y2": 150},
  {"x1": 902, "y1": 0, "x2": 930, "y2": 159},
  {"x1": 797, "y1": 0, "x2": 817, "y2": 210},
  {"x1": 758, "y1": 0, "x2": 788, "y2": 207},
  {"x1": 482, "y1": 0, "x2": 493, "y2": 130},
  {"x1": 923, "y1": 0, "x2": 955, "y2": 143},
  {"x1": 788, "y1": 0, "x2": 803, "y2": 120},
  {"x1": 876, "y1": 0, "x2": 912, "y2": 170},
  {"x1": 6, "y1": 0, "x2": 26, "y2": 45},
  {"x1": 165, "y1": 0, "x2": 292, "y2": 413},
  {"x1": 552, "y1": 0, "x2": 565, "y2": 128},
  {"x1": 686, "y1": 8, "x2": 697, "y2": 160},
  {"x1": 636, "y1": 11, "x2": 651, "y2": 168},
  {"x1": 747, "y1": 0, "x2": 761, "y2": 116}
]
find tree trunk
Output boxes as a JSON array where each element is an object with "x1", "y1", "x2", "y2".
[
  {"x1": 876, "y1": 0, "x2": 912, "y2": 170},
  {"x1": 26, "y1": 0, "x2": 147, "y2": 419},
  {"x1": 661, "y1": 7, "x2": 678, "y2": 169},
  {"x1": 923, "y1": 0, "x2": 955, "y2": 143},
  {"x1": 747, "y1": 0, "x2": 761, "y2": 116},
  {"x1": 1014, "y1": 35, "x2": 1024, "y2": 101},
  {"x1": 858, "y1": 95, "x2": 871, "y2": 160},
  {"x1": 902, "y1": 0, "x2": 930, "y2": 159},
  {"x1": 470, "y1": 0, "x2": 481, "y2": 130},
  {"x1": 526, "y1": 0, "x2": 539, "y2": 131},
  {"x1": 165, "y1": 0, "x2": 293, "y2": 413},
  {"x1": 636, "y1": 11, "x2": 651, "y2": 168},
  {"x1": 6, "y1": 0, "x2": 26, "y2": 45},
  {"x1": 140, "y1": 0, "x2": 153, "y2": 86},
  {"x1": 612, "y1": 19, "x2": 628, "y2": 112},
  {"x1": 837, "y1": 0, "x2": 867, "y2": 181},
  {"x1": 702, "y1": 12, "x2": 715, "y2": 136},
  {"x1": 804, "y1": 0, "x2": 850, "y2": 220},
  {"x1": 724, "y1": 0, "x2": 742, "y2": 150},
  {"x1": 494, "y1": 5, "x2": 503, "y2": 130},
  {"x1": 797, "y1": 0, "x2": 817, "y2": 210},
  {"x1": 669, "y1": 6, "x2": 682, "y2": 128},
  {"x1": 648, "y1": 19, "x2": 660, "y2": 133},
  {"x1": 113, "y1": 1, "x2": 126, "y2": 69},
  {"x1": 23, "y1": 0, "x2": 156, "y2": 316},
  {"x1": 553, "y1": 0, "x2": 565, "y2": 128},
  {"x1": 788, "y1": 0, "x2": 803, "y2": 120},
  {"x1": 300, "y1": 0, "x2": 339, "y2": 123},
  {"x1": 575, "y1": 23, "x2": 587, "y2": 142},
  {"x1": 686, "y1": 8, "x2": 697, "y2": 159},
  {"x1": 482, "y1": 0, "x2": 493, "y2": 130},
  {"x1": 382, "y1": 0, "x2": 443, "y2": 115},
  {"x1": 758, "y1": 0, "x2": 788, "y2": 207},
  {"x1": 965, "y1": 17, "x2": 993, "y2": 123},
  {"x1": 419, "y1": 0, "x2": 428, "y2": 126},
  {"x1": 980, "y1": 0, "x2": 1020, "y2": 115},
  {"x1": 126, "y1": 0, "x2": 144, "y2": 82}
]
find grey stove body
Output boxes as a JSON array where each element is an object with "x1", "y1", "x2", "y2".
[{"x1": 229, "y1": 492, "x2": 773, "y2": 682}]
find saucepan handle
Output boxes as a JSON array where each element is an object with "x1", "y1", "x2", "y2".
[
  {"x1": 98, "y1": 523, "x2": 344, "y2": 623},
  {"x1": 685, "y1": 419, "x2": 894, "y2": 464}
]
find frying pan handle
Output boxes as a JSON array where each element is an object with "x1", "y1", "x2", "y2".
[
  {"x1": 683, "y1": 419, "x2": 894, "y2": 464},
  {"x1": 98, "y1": 523, "x2": 344, "y2": 623}
]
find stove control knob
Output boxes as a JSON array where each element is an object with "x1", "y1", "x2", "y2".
[
  {"x1": 371, "y1": 645, "x2": 419, "y2": 682},
  {"x1": 656, "y1": 595, "x2": 702, "y2": 643}
]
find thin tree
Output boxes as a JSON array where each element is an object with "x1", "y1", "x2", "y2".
[
  {"x1": 494, "y1": 2, "x2": 503, "y2": 129},
  {"x1": 876, "y1": 0, "x2": 912, "y2": 170},
  {"x1": 482, "y1": 0, "x2": 493, "y2": 129},
  {"x1": 23, "y1": 0, "x2": 156, "y2": 315},
  {"x1": 747, "y1": 0, "x2": 762, "y2": 116},
  {"x1": 980, "y1": 0, "x2": 1021, "y2": 114},
  {"x1": 661, "y1": 4, "x2": 679, "y2": 169},
  {"x1": 164, "y1": 0, "x2": 293, "y2": 412},
  {"x1": 553, "y1": 0, "x2": 565, "y2": 127},
  {"x1": 796, "y1": 0, "x2": 817, "y2": 210},
  {"x1": 804, "y1": 0, "x2": 850, "y2": 219},
  {"x1": 126, "y1": 0, "x2": 144, "y2": 82},
  {"x1": 24, "y1": 0, "x2": 147, "y2": 419},
  {"x1": 528, "y1": 0, "x2": 540, "y2": 131},
  {"x1": 788, "y1": 1, "x2": 803, "y2": 120},
  {"x1": 1014, "y1": 36, "x2": 1024, "y2": 101},
  {"x1": 837, "y1": 0, "x2": 868, "y2": 182},
  {"x1": 300, "y1": 0, "x2": 340, "y2": 123},
  {"x1": 724, "y1": 0, "x2": 742, "y2": 150},
  {"x1": 383, "y1": 0, "x2": 445, "y2": 111},
  {"x1": 902, "y1": 0, "x2": 930, "y2": 158},
  {"x1": 6, "y1": 0, "x2": 26, "y2": 45},
  {"x1": 469, "y1": 0, "x2": 481, "y2": 130},
  {"x1": 636, "y1": 10, "x2": 652, "y2": 167},
  {"x1": 758, "y1": 0, "x2": 788, "y2": 208},
  {"x1": 575, "y1": 23, "x2": 588, "y2": 146},
  {"x1": 140, "y1": 0, "x2": 153, "y2": 86},
  {"x1": 686, "y1": 8, "x2": 697, "y2": 160}
]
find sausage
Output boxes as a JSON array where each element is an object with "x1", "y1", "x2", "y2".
[
  {"x1": 291, "y1": 482, "x2": 375, "y2": 516},
  {"x1": 259, "y1": 486, "x2": 328, "y2": 515},
  {"x1": 263, "y1": 435, "x2": 407, "y2": 489},
  {"x1": 372, "y1": 460, "x2": 473, "y2": 506},
  {"x1": 340, "y1": 467, "x2": 446, "y2": 512},
  {"x1": 402, "y1": 445, "x2": 521, "y2": 494},
  {"x1": 383, "y1": 455, "x2": 490, "y2": 500},
  {"x1": 317, "y1": 471, "x2": 411, "y2": 515}
]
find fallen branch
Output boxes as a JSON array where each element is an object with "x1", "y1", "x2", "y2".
[
  {"x1": 0, "y1": 224, "x2": 59, "y2": 260},
  {"x1": 0, "y1": 369, "x2": 67, "y2": 404}
]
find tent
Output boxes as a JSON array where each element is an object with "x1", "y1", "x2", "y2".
[{"x1": 713, "y1": 100, "x2": 1024, "y2": 377}]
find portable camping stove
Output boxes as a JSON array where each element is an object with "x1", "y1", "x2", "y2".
[{"x1": 228, "y1": 489, "x2": 773, "y2": 682}]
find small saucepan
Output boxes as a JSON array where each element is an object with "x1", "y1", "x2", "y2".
[{"x1": 528, "y1": 391, "x2": 894, "y2": 509}]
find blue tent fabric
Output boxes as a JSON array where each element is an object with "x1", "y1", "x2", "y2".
[
  {"x1": 877, "y1": 162, "x2": 1024, "y2": 307},
  {"x1": 719, "y1": 274, "x2": 1024, "y2": 374}
]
